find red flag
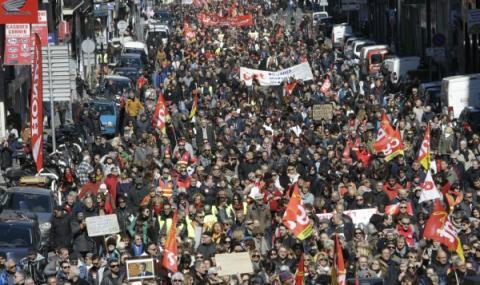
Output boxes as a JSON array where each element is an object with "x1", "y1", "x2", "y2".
[
  {"x1": 384, "y1": 202, "x2": 414, "y2": 216},
  {"x1": 295, "y1": 253, "x2": 305, "y2": 285},
  {"x1": 183, "y1": 22, "x2": 195, "y2": 40},
  {"x1": 162, "y1": 211, "x2": 178, "y2": 272},
  {"x1": 417, "y1": 123, "x2": 431, "y2": 170},
  {"x1": 373, "y1": 113, "x2": 404, "y2": 161},
  {"x1": 30, "y1": 34, "x2": 43, "y2": 172},
  {"x1": 424, "y1": 200, "x2": 464, "y2": 261},
  {"x1": 332, "y1": 235, "x2": 346, "y2": 285},
  {"x1": 284, "y1": 81, "x2": 297, "y2": 96},
  {"x1": 282, "y1": 183, "x2": 313, "y2": 240},
  {"x1": 152, "y1": 93, "x2": 168, "y2": 133},
  {"x1": 320, "y1": 76, "x2": 331, "y2": 94}
]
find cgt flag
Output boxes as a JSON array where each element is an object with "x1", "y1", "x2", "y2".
[
  {"x1": 424, "y1": 200, "x2": 465, "y2": 261},
  {"x1": 152, "y1": 93, "x2": 168, "y2": 134},
  {"x1": 30, "y1": 34, "x2": 43, "y2": 172},
  {"x1": 282, "y1": 183, "x2": 313, "y2": 240},
  {"x1": 295, "y1": 253, "x2": 305, "y2": 285},
  {"x1": 332, "y1": 235, "x2": 346, "y2": 285},
  {"x1": 417, "y1": 123, "x2": 431, "y2": 170},
  {"x1": 162, "y1": 211, "x2": 178, "y2": 272},
  {"x1": 418, "y1": 169, "x2": 442, "y2": 203},
  {"x1": 373, "y1": 113, "x2": 404, "y2": 161}
]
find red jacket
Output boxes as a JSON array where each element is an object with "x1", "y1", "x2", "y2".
[
  {"x1": 383, "y1": 183, "x2": 402, "y2": 201},
  {"x1": 397, "y1": 224, "x2": 416, "y2": 247},
  {"x1": 104, "y1": 175, "x2": 119, "y2": 204}
]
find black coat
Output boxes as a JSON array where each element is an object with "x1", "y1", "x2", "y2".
[{"x1": 50, "y1": 214, "x2": 72, "y2": 250}]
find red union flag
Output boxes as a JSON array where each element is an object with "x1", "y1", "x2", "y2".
[
  {"x1": 417, "y1": 123, "x2": 431, "y2": 170},
  {"x1": 152, "y1": 93, "x2": 168, "y2": 133},
  {"x1": 424, "y1": 200, "x2": 464, "y2": 261},
  {"x1": 373, "y1": 113, "x2": 404, "y2": 161},
  {"x1": 162, "y1": 211, "x2": 178, "y2": 272},
  {"x1": 295, "y1": 253, "x2": 305, "y2": 285},
  {"x1": 282, "y1": 183, "x2": 313, "y2": 240},
  {"x1": 419, "y1": 169, "x2": 442, "y2": 203},
  {"x1": 183, "y1": 22, "x2": 195, "y2": 40},
  {"x1": 332, "y1": 235, "x2": 346, "y2": 285},
  {"x1": 30, "y1": 34, "x2": 43, "y2": 172},
  {"x1": 320, "y1": 76, "x2": 331, "y2": 94},
  {"x1": 0, "y1": 0, "x2": 38, "y2": 23}
]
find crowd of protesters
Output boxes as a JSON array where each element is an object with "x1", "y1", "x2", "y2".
[{"x1": 1, "y1": 0, "x2": 480, "y2": 285}]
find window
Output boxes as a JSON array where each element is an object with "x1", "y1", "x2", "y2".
[
  {"x1": 0, "y1": 225, "x2": 32, "y2": 247},
  {"x1": 9, "y1": 192, "x2": 51, "y2": 213}
]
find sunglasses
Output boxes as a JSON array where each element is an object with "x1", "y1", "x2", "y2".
[
  {"x1": 110, "y1": 264, "x2": 119, "y2": 268},
  {"x1": 63, "y1": 266, "x2": 70, "y2": 269},
  {"x1": 252, "y1": 255, "x2": 260, "y2": 258}
]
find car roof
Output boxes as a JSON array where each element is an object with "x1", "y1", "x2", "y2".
[
  {"x1": 123, "y1": 41, "x2": 146, "y2": 49},
  {"x1": 115, "y1": 67, "x2": 138, "y2": 71},
  {"x1": 120, "y1": 53, "x2": 141, "y2": 58},
  {"x1": 8, "y1": 187, "x2": 51, "y2": 195},
  {"x1": 104, "y1": 75, "x2": 131, "y2": 81}
]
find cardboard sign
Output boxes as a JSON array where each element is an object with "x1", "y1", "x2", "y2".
[
  {"x1": 85, "y1": 214, "x2": 120, "y2": 237},
  {"x1": 215, "y1": 252, "x2": 254, "y2": 276},
  {"x1": 4, "y1": 24, "x2": 31, "y2": 65},
  {"x1": 312, "y1": 104, "x2": 333, "y2": 121}
]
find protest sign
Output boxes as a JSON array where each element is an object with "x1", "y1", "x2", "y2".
[
  {"x1": 316, "y1": 208, "x2": 378, "y2": 226},
  {"x1": 85, "y1": 214, "x2": 120, "y2": 237},
  {"x1": 240, "y1": 62, "x2": 314, "y2": 86},
  {"x1": 312, "y1": 104, "x2": 334, "y2": 121},
  {"x1": 215, "y1": 252, "x2": 254, "y2": 276}
]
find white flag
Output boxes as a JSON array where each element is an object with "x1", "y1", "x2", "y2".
[{"x1": 419, "y1": 169, "x2": 442, "y2": 203}]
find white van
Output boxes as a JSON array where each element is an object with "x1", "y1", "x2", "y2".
[
  {"x1": 441, "y1": 74, "x2": 480, "y2": 118},
  {"x1": 383, "y1": 56, "x2": 420, "y2": 83},
  {"x1": 332, "y1": 24, "x2": 353, "y2": 47},
  {"x1": 312, "y1": 12, "x2": 329, "y2": 25},
  {"x1": 352, "y1": 40, "x2": 375, "y2": 58},
  {"x1": 123, "y1": 41, "x2": 148, "y2": 56},
  {"x1": 359, "y1": 45, "x2": 389, "y2": 75}
]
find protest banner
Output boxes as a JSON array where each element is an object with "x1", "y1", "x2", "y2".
[
  {"x1": 199, "y1": 13, "x2": 253, "y2": 27},
  {"x1": 240, "y1": 62, "x2": 314, "y2": 86},
  {"x1": 316, "y1": 208, "x2": 378, "y2": 226},
  {"x1": 85, "y1": 214, "x2": 120, "y2": 237},
  {"x1": 215, "y1": 252, "x2": 254, "y2": 276},
  {"x1": 312, "y1": 104, "x2": 334, "y2": 121}
]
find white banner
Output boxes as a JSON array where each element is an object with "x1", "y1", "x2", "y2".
[
  {"x1": 240, "y1": 62, "x2": 314, "y2": 86},
  {"x1": 317, "y1": 208, "x2": 378, "y2": 226},
  {"x1": 182, "y1": 0, "x2": 193, "y2": 4}
]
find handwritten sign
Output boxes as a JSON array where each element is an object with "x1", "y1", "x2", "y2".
[
  {"x1": 312, "y1": 104, "x2": 333, "y2": 121},
  {"x1": 215, "y1": 252, "x2": 253, "y2": 276},
  {"x1": 85, "y1": 214, "x2": 120, "y2": 237},
  {"x1": 317, "y1": 208, "x2": 378, "y2": 226}
]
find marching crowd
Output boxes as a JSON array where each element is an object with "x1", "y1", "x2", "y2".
[{"x1": 1, "y1": 1, "x2": 480, "y2": 285}]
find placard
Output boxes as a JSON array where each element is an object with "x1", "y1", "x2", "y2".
[
  {"x1": 31, "y1": 11, "x2": 48, "y2": 46},
  {"x1": 4, "y1": 24, "x2": 31, "y2": 65},
  {"x1": 312, "y1": 104, "x2": 333, "y2": 121},
  {"x1": 85, "y1": 214, "x2": 120, "y2": 237},
  {"x1": 317, "y1": 208, "x2": 378, "y2": 226},
  {"x1": 215, "y1": 252, "x2": 253, "y2": 276}
]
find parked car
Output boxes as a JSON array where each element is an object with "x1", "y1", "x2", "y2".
[
  {"x1": 114, "y1": 67, "x2": 141, "y2": 82},
  {"x1": 0, "y1": 186, "x2": 55, "y2": 238},
  {"x1": 0, "y1": 212, "x2": 45, "y2": 261},
  {"x1": 89, "y1": 100, "x2": 119, "y2": 136},
  {"x1": 312, "y1": 12, "x2": 329, "y2": 26},
  {"x1": 100, "y1": 75, "x2": 133, "y2": 96},
  {"x1": 118, "y1": 53, "x2": 144, "y2": 69},
  {"x1": 458, "y1": 107, "x2": 480, "y2": 135},
  {"x1": 419, "y1": 81, "x2": 442, "y2": 113}
]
